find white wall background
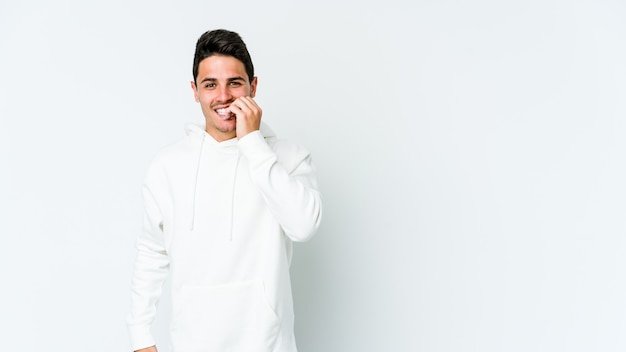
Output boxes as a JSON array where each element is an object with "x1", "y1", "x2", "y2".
[{"x1": 1, "y1": 0, "x2": 625, "y2": 351}]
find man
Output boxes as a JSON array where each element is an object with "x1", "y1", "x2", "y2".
[{"x1": 127, "y1": 29, "x2": 322, "y2": 352}]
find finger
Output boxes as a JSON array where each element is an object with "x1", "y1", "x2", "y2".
[
  {"x1": 234, "y1": 96, "x2": 257, "y2": 111},
  {"x1": 226, "y1": 100, "x2": 246, "y2": 116},
  {"x1": 232, "y1": 99, "x2": 260, "y2": 118}
]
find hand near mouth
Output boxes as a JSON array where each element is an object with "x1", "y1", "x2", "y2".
[{"x1": 229, "y1": 96, "x2": 262, "y2": 139}]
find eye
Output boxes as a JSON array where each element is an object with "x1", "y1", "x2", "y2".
[
  {"x1": 229, "y1": 81, "x2": 242, "y2": 87},
  {"x1": 204, "y1": 82, "x2": 216, "y2": 88}
]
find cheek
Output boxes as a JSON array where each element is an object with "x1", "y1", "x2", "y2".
[
  {"x1": 236, "y1": 87, "x2": 253, "y2": 98},
  {"x1": 197, "y1": 93, "x2": 212, "y2": 104},
  {"x1": 200, "y1": 100, "x2": 213, "y2": 111}
]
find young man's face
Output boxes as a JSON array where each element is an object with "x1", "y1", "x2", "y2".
[{"x1": 191, "y1": 55, "x2": 257, "y2": 141}]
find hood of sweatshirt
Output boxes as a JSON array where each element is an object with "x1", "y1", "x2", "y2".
[
  {"x1": 184, "y1": 120, "x2": 277, "y2": 236},
  {"x1": 184, "y1": 120, "x2": 277, "y2": 144}
]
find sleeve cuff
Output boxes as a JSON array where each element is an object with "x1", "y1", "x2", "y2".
[{"x1": 128, "y1": 324, "x2": 156, "y2": 351}]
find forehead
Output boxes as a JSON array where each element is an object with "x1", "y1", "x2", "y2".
[{"x1": 197, "y1": 55, "x2": 247, "y2": 80}]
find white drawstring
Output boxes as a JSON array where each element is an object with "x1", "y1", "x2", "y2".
[
  {"x1": 227, "y1": 153, "x2": 241, "y2": 240},
  {"x1": 190, "y1": 134, "x2": 206, "y2": 231}
]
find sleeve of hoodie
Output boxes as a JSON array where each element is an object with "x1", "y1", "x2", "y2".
[
  {"x1": 126, "y1": 167, "x2": 170, "y2": 350},
  {"x1": 238, "y1": 130, "x2": 322, "y2": 242}
]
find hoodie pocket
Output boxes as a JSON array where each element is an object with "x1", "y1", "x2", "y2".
[{"x1": 172, "y1": 280, "x2": 281, "y2": 352}]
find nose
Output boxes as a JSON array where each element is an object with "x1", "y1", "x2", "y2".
[{"x1": 216, "y1": 85, "x2": 232, "y2": 103}]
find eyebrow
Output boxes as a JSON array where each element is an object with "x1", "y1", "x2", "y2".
[{"x1": 199, "y1": 76, "x2": 247, "y2": 84}]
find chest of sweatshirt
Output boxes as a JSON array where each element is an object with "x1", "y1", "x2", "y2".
[{"x1": 145, "y1": 133, "x2": 290, "y2": 284}]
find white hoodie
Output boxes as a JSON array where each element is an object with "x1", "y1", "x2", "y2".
[{"x1": 127, "y1": 121, "x2": 322, "y2": 352}]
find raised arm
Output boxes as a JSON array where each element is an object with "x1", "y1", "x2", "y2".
[{"x1": 238, "y1": 131, "x2": 322, "y2": 242}]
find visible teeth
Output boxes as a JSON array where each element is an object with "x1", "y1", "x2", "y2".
[{"x1": 216, "y1": 108, "x2": 227, "y2": 115}]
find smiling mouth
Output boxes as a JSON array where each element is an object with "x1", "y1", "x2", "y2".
[{"x1": 215, "y1": 108, "x2": 235, "y2": 120}]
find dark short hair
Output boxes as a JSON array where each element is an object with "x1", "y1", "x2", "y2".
[{"x1": 192, "y1": 29, "x2": 255, "y2": 84}]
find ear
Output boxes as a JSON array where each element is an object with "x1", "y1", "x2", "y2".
[
  {"x1": 190, "y1": 81, "x2": 199, "y2": 102},
  {"x1": 249, "y1": 76, "x2": 258, "y2": 98}
]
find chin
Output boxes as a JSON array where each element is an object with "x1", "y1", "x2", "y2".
[{"x1": 217, "y1": 124, "x2": 236, "y2": 134}]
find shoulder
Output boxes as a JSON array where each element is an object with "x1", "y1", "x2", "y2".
[
  {"x1": 149, "y1": 121, "x2": 206, "y2": 166},
  {"x1": 260, "y1": 122, "x2": 313, "y2": 171},
  {"x1": 266, "y1": 136, "x2": 312, "y2": 172},
  {"x1": 143, "y1": 137, "x2": 194, "y2": 182}
]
